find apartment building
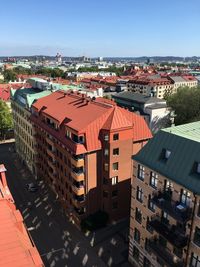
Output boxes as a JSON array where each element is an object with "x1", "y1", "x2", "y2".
[
  {"x1": 127, "y1": 77, "x2": 173, "y2": 99},
  {"x1": 0, "y1": 164, "x2": 44, "y2": 267},
  {"x1": 112, "y1": 92, "x2": 173, "y2": 133},
  {"x1": 11, "y1": 85, "x2": 52, "y2": 174},
  {"x1": 129, "y1": 121, "x2": 200, "y2": 267},
  {"x1": 169, "y1": 75, "x2": 198, "y2": 93},
  {"x1": 30, "y1": 90, "x2": 151, "y2": 227}
]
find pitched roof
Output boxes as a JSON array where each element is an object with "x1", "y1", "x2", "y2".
[
  {"x1": 32, "y1": 91, "x2": 152, "y2": 152},
  {"x1": 0, "y1": 200, "x2": 43, "y2": 267},
  {"x1": 102, "y1": 106, "x2": 132, "y2": 130},
  {"x1": 133, "y1": 121, "x2": 200, "y2": 194},
  {"x1": 0, "y1": 164, "x2": 43, "y2": 267}
]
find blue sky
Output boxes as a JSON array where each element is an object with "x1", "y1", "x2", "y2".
[{"x1": 1, "y1": 0, "x2": 200, "y2": 57}]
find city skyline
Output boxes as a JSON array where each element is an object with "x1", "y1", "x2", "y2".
[{"x1": 1, "y1": 0, "x2": 200, "y2": 57}]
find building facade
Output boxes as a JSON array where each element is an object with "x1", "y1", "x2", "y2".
[
  {"x1": 129, "y1": 121, "x2": 200, "y2": 267},
  {"x1": 127, "y1": 78, "x2": 174, "y2": 99},
  {"x1": 112, "y1": 92, "x2": 173, "y2": 133},
  {"x1": 30, "y1": 91, "x2": 152, "y2": 227},
  {"x1": 11, "y1": 84, "x2": 51, "y2": 174},
  {"x1": 0, "y1": 164, "x2": 44, "y2": 267}
]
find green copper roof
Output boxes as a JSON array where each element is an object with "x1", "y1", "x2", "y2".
[
  {"x1": 162, "y1": 121, "x2": 200, "y2": 143},
  {"x1": 11, "y1": 87, "x2": 51, "y2": 108},
  {"x1": 133, "y1": 121, "x2": 200, "y2": 195}
]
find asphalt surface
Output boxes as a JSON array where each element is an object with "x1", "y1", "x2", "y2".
[{"x1": 0, "y1": 143, "x2": 107, "y2": 267}]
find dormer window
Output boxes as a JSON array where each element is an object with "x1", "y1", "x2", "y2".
[
  {"x1": 197, "y1": 163, "x2": 200, "y2": 174},
  {"x1": 165, "y1": 149, "x2": 171, "y2": 159}
]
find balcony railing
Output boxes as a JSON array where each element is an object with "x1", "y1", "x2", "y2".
[
  {"x1": 152, "y1": 191, "x2": 192, "y2": 223},
  {"x1": 149, "y1": 216, "x2": 188, "y2": 248},
  {"x1": 72, "y1": 184, "x2": 84, "y2": 196},
  {"x1": 149, "y1": 238, "x2": 184, "y2": 267}
]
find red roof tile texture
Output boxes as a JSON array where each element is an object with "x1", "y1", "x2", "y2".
[
  {"x1": 32, "y1": 91, "x2": 152, "y2": 153},
  {"x1": 0, "y1": 83, "x2": 31, "y2": 101}
]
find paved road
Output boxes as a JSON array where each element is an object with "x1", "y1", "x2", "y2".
[{"x1": 0, "y1": 143, "x2": 107, "y2": 267}]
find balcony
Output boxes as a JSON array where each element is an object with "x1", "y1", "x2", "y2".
[
  {"x1": 149, "y1": 216, "x2": 188, "y2": 248},
  {"x1": 149, "y1": 238, "x2": 184, "y2": 267},
  {"x1": 152, "y1": 191, "x2": 192, "y2": 223},
  {"x1": 46, "y1": 136, "x2": 54, "y2": 147},
  {"x1": 71, "y1": 155, "x2": 84, "y2": 168},
  {"x1": 71, "y1": 169, "x2": 84, "y2": 182},
  {"x1": 47, "y1": 159, "x2": 56, "y2": 171},
  {"x1": 72, "y1": 184, "x2": 84, "y2": 196},
  {"x1": 47, "y1": 148, "x2": 55, "y2": 159}
]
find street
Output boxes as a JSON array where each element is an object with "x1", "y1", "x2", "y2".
[
  {"x1": 0, "y1": 142, "x2": 107, "y2": 267},
  {"x1": 0, "y1": 142, "x2": 131, "y2": 267}
]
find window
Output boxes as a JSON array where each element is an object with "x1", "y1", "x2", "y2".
[
  {"x1": 146, "y1": 217, "x2": 153, "y2": 233},
  {"x1": 162, "y1": 211, "x2": 169, "y2": 225},
  {"x1": 190, "y1": 253, "x2": 200, "y2": 267},
  {"x1": 132, "y1": 246, "x2": 139, "y2": 261},
  {"x1": 180, "y1": 189, "x2": 191, "y2": 206},
  {"x1": 150, "y1": 172, "x2": 158, "y2": 188},
  {"x1": 148, "y1": 195, "x2": 155, "y2": 212},
  {"x1": 136, "y1": 186, "x2": 143, "y2": 203},
  {"x1": 111, "y1": 176, "x2": 118, "y2": 185},
  {"x1": 113, "y1": 133, "x2": 119, "y2": 141},
  {"x1": 165, "y1": 149, "x2": 171, "y2": 159},
  {"x1": 112, "y1": 190, "x2": 118, "y2": 197},
  {"x1": 194, "y1": 227, "x2": 200, "y2": 247},
  {"x1": 145, "y1": 238, "x2": 151, "y2": 252},
  {"x1": 113, "y1": 162, "x2": 119, "y2": 171},
  {"x1": 112, "y1": 202, "x2": 118, "y2": 209},
  {"x1": 113, "y1": 148, "x2": 119, "y2": 155},
  {"x1": 197, "y1": 163, "x2": 200, "y2": 174},
  {"x1": 134, "y1": 228, "x2": 140, "y2": 243},
  {"x1": 135, "y1": 207, "x2": 142, "y2": 224},
  {"x1": 164, "y1": 180, "x2": 173, "y2": 192},
  {"x1": 104, "y1": 163, "x2": 109, "y2": 171},
  {"x1": 104, "y1": 148, "x2": 109, "y2": 156},
  {"x1": 104, "y1": 134, "x2": 109, "y2": 141},
  {"x1": 138, "y1": 164, "x2": 145, "y2": 180},
  {"x1": 143, "y1": 257, "x2": 151, "y2": 267}
]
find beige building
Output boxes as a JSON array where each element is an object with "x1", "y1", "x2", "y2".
[
  {"x1": 129, "y1": 121, "x2": 200, "y2": 267},
  {"x1": 127, "y1": 78, "x2": 174, "y2": 99},
  {"x1": 11, "y1": 86, "x2": 51, "y2": 174}
]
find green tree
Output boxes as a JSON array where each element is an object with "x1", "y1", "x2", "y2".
[
  {"x1": 0, "y1": 100, "x2": 13, "y2": 139},
  {"x1": 3, "y1": 70, "x2": 17, "y2": 82},
  {"x1": 167, "y1": 86, "x2": 200, "y2": 125}
]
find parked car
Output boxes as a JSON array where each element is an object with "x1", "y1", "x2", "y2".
[{"x1": 26, "y1": 182, "x2": 38, "y2": 192}]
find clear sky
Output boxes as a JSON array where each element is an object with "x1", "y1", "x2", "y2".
[{"x1": 1, "y1": 0, "x2": 200, "y2": 57}]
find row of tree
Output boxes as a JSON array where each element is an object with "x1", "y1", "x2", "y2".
[
  {"x1": 2, "y1": 65, "x2": 126, "y2": 83},
  {"x1": 2, "y1": 67, "x2": 66, "y2": 82}
]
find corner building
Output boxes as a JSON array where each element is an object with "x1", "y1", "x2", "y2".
[
  {"x1": 129, "y1": 121, "x2": 200, "y2": 267},
  {"x1": 31, "y1": 91, "x2": 151, "y2": 227}
]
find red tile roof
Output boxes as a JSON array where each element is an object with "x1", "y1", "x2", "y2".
[
  {"x1": 32, "y1": 91, "x2": 152, "y2": 153},
  {"x1": 0, "y1": 83, "x2": 30, "y2": 101},
  {"x1": 0, "y1": 165, "x2": 44, "y2": 267}
]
